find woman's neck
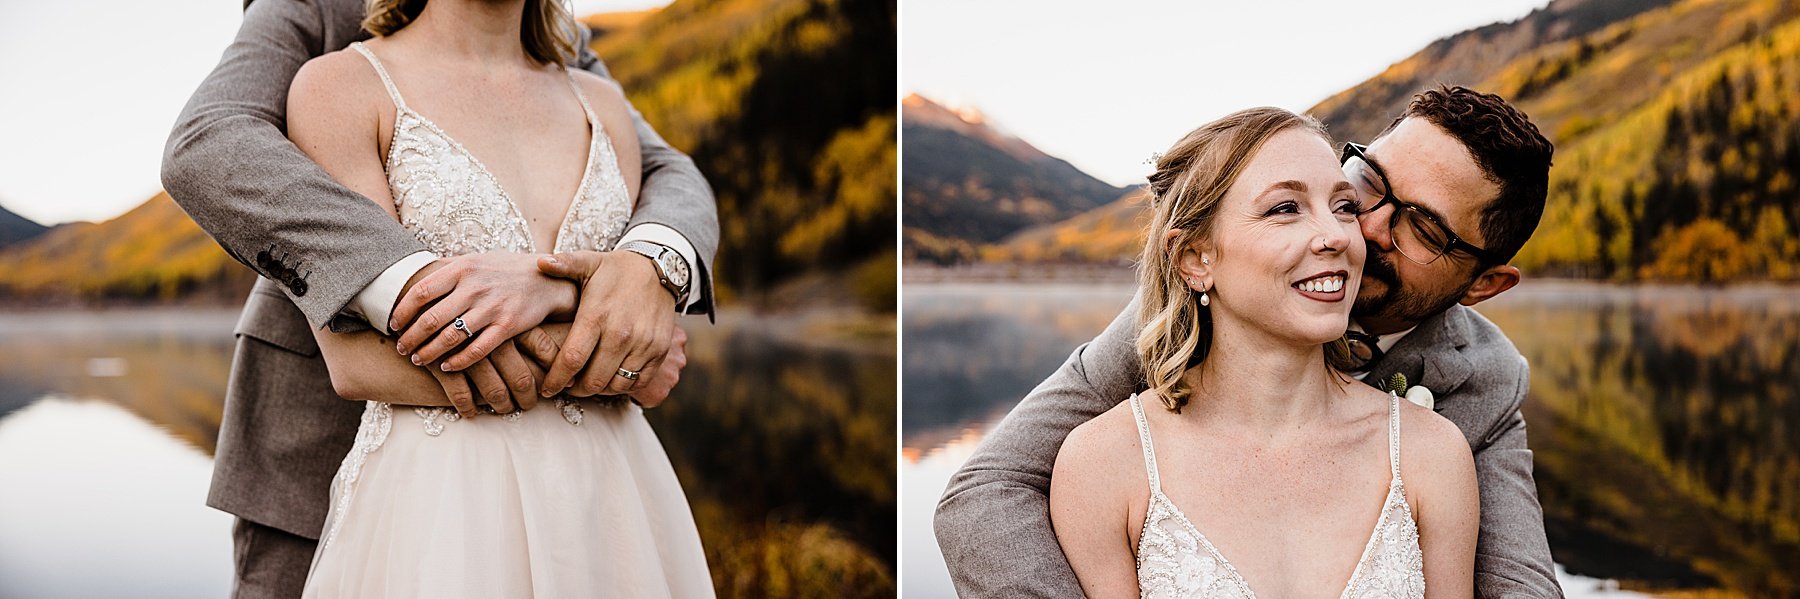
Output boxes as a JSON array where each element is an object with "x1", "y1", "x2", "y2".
[
  {"x1": 1177, "y1": 315, "x2": 1349, "y2": 436},
  {"x1": 397, "y1": 0, "x2": 531, "y2": 67}
]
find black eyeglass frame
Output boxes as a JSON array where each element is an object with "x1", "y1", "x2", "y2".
[{"x1": 1339, "y1": 142, "x2": 1497, "y2": 266}]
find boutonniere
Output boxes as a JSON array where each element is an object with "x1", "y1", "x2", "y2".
[{"x1": 1384, "y1": 373, "x2": 1435, "y2": 410}]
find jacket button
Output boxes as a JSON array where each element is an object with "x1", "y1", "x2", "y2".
[
  {"x1": 256, "y1": 250, "x2": 272, "y2": 268},
  {"x1": 291, "y1": 278, "x2": 308, "y2": 297}
]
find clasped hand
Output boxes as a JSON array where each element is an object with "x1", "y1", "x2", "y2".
[{"x1": 388, "y1": 250, "x2": 682, "y2": 417}]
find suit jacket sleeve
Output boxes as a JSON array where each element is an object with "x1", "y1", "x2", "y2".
[
  {"x1": 161, "y1": 0, "x2": 427, "y2": 332},
  {"x1": 574, "y1": 36, "x2": 720, "y2": 318},
  {"x1": 933, "y1": 294, "x2": 1145, "y2": 597},
  {"x1": 1472, "y1": 358, "x2": 1563, "y2": 598}
]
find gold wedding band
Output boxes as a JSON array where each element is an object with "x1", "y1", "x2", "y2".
[{"x1": 615, "y1": 367, "x2": 641, "y2": 381}]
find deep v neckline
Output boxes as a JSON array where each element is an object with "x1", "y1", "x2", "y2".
[
  {"x1": 1143, "y1": 479, "x2": 1403, "y2": 598},
  {"x1": 353, "y1": 41, "x2": 599, "y2": 254},
  {"x1": 1128, "y1": 393, "x2": 1413, "y2": 598}
]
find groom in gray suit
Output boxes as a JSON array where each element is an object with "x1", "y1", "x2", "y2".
[
  {"x1": 936, "y1": 85, "x2": 1564, "y2": 598},
  {"x1": 160, "y1": 1, "x2": 717, "y2": 597}
]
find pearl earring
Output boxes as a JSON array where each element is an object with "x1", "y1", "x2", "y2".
[{"x1": 1200, "y1": 290, "x2": 1210, "y2": 307}]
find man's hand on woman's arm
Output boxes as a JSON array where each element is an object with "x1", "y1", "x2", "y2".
[
  {"x1": 517, "y1": 323, "x2": 689, "y2": 409},
  {"x1": 533, "y1": 250, "x2": 678, "y2": 399}
]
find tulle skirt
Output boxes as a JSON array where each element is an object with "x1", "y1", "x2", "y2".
[{"x1": 301, "y1": 399, "x2": 713, "y2": 598}]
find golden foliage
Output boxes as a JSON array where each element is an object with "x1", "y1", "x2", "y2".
[
  {"x1": 1643, "y1": 219, "x2": 1752, "y2": 282},
  {"x1": 0, "y1": 192, "x2": 254, "y2": 301},
  {"x1": 591, "y1": 0, "x2": 895, "y2": 298},
  {"x1": 1513, "y1": 10, "x2": 1800, "y2": 281}
]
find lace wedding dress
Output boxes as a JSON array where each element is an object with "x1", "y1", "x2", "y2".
[
  {"x1": 300, "y1": 43, "x2": 713, "y2": 598},
  {"x1": 1128, "y1": 392, "x2": 1424, "y2": 598}
]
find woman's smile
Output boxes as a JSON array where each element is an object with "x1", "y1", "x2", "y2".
[{"x1": 1291, "y1": 270, "x2": 1348, "y2": 302}]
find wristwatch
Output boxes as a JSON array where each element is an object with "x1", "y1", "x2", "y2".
[{"x1": 617, "y1": 240, "x2": 691, "y2": 307}]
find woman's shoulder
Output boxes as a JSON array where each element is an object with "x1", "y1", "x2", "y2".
[
  {"x1": 1392, "y1": 389, "x2": 1476, "y2": 499},
  {"x1": 288, "y1": 46, "x2": 388, "y2": 109},
  {"x1": 567, "y1": 69, "x2": 628, "y2": 108},
  {"x1": 1055, "y1": 396, "x2": 1145, "y2": 479}
]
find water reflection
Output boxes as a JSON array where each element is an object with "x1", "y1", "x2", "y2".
[
  {"x1": 1480, "y1": 283, "x2": 1800, "y2": 596},
  {"x1": 0, "y1": 308, "x2": 896, "y2": 598},
  {"x1": 0, "y1": 397, "x2": 232, "y2": 599},
  {"x1": 901, "y1": 281, "x2": 1800, "y2": 597}
]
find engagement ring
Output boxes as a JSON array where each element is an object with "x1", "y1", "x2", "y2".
[{"x1": 451, "y1": 317, "x2": 473, "y2": 338}]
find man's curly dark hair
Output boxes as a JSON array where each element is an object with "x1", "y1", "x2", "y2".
[{"x1": 1377, "y1": 85, "x2": 1554, "y2": 265}]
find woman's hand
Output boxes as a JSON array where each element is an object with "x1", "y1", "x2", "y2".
[{"x1": 390, "y1": 252, "x2": 578, "y2": 371}]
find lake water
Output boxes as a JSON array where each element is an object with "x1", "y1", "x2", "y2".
[
  {"x1": 901, "y1": 281, "x2": 1800, "y2": 598},
  {"x1": 0, "y1": 307, "x2": 896, "y2": 598}
]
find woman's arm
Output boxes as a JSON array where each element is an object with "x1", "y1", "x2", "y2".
[
  {"x1": 283, "y1": 50, "x2": 448, "y2": 405},
  {"x1": 1049, "y1": 408, "x2": 1142, "y2": 598},
  {"x1": 1405, "y1": 405, "x2": 1481, "y2": 599}
]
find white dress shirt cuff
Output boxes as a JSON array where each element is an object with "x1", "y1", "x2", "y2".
[
  {"x1": 348, "y1": 251, "x2": 438, "y2": 335},
  {"x1": 617, "y1": 223, "x2": 700, "y2": 311}
]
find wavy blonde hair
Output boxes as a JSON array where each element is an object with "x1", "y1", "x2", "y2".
[
  {"x1": 1137, "y1": 107, "x2": 1359, "y2": 412},
  {"x1": 363, "y1": 0, "x2": 581, "y2": 66}
]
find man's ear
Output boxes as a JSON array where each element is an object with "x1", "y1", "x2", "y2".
[
  {"x1": 1167, "y1": 229, "x2": 1212, "y2": 290},
  {"x1": 1459, "y1": 263, "x2": 1520, "y2": 306}
]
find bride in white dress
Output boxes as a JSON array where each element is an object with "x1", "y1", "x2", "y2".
[
  {"x1": 1049, "y1": 108, "x2": 1479, "y2": 598},
  {"x1": 281, "y1": 0, "x2": 711, "y2": 596}
]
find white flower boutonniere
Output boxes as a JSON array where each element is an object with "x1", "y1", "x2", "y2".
[{"x1": 1404, "y1": 385, "x2": 1435, "y2": 411}]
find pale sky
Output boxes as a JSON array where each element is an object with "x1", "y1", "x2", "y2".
[
  {"x1": 0, "y1": 0, "x2": 670, "y2": 227},
  {"x1": 903, "y1": 0, "x2": 1554, "y2": 187}
]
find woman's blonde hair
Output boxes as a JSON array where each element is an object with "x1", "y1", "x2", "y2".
[
  {"x1": 1136, "y1": 107, "x2": 1359, "y2": 412},
  {"x1": 363, "y1": 0, "x2": 581, "y2": 66}
]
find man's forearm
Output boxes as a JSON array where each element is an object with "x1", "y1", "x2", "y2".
[
  {"x1": 1471, "y1": 409, "x2": 1563, "y2": 597},
  {"x1": 162, "y1": 0, "x2": 427, "y2": 331},
  {"x1": 935, "y1": 296, "x2": 1144, "y2": 597}
]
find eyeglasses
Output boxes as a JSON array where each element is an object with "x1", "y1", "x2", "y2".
[{"x1": 1340, "y1": 143, "x2": 1495, "y2": 266}]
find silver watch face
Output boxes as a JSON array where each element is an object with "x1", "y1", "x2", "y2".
[{"x1": 658, "y1": 251, "x2": 691, "y2": 289}]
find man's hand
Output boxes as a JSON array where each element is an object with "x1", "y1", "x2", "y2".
[
  {"x1": 391, "y1": 253, "x2": 577, "y2": 371},
  {"x1": 517, "y1": 323, "x2": 687, "y2": 408},
  {"x1": 535, "y1": 251, "x2": 677, "y2": 398}
]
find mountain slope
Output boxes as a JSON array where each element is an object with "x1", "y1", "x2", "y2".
[
  {"x1": 981, "y1": 189, "x2": 1148, "y2": 264},
  {"x1": 1310, "y1": 0, "x2": 1679, "y2": 144},
  {"x1": 902, "y1": 94, "x2": 1128, "y2": 263},
  {"x1": 0, "y1": 203, "x2": 49, "y2": 250},
  {"x1": 0, "y1": 192, "x2": 252, "y2": 301}
]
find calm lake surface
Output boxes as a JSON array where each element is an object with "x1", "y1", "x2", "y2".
[
  {"x1": 901, "y1": 280, "x2": 1800, "y2": 598},
  {"x1": 0, "y1": 307, "x2": 895, "y2": 598}
]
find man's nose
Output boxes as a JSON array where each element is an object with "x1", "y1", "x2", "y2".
[{"x1": 1359, "y1": 203, "x2": 1396, "y2": 251}]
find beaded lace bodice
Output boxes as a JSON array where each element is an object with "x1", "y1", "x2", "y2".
[
  {"x1": 351, "y1": 42, "x2": 632, "y2": 258},
  {"x1": 1128, "y1": 393, "x2": 1425, "y2": 599}
]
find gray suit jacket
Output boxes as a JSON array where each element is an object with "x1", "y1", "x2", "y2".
[
  {"x1": 161, "y1": 0, "x2": 719, "y2": 539},
  {"x1": 934, "y1": 297, "x2": 1563, "y2": 598}
]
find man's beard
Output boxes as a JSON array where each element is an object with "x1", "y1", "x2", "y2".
[{"x1": 1352, "y1": 243, "x2": 1471, "y2": 326}]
